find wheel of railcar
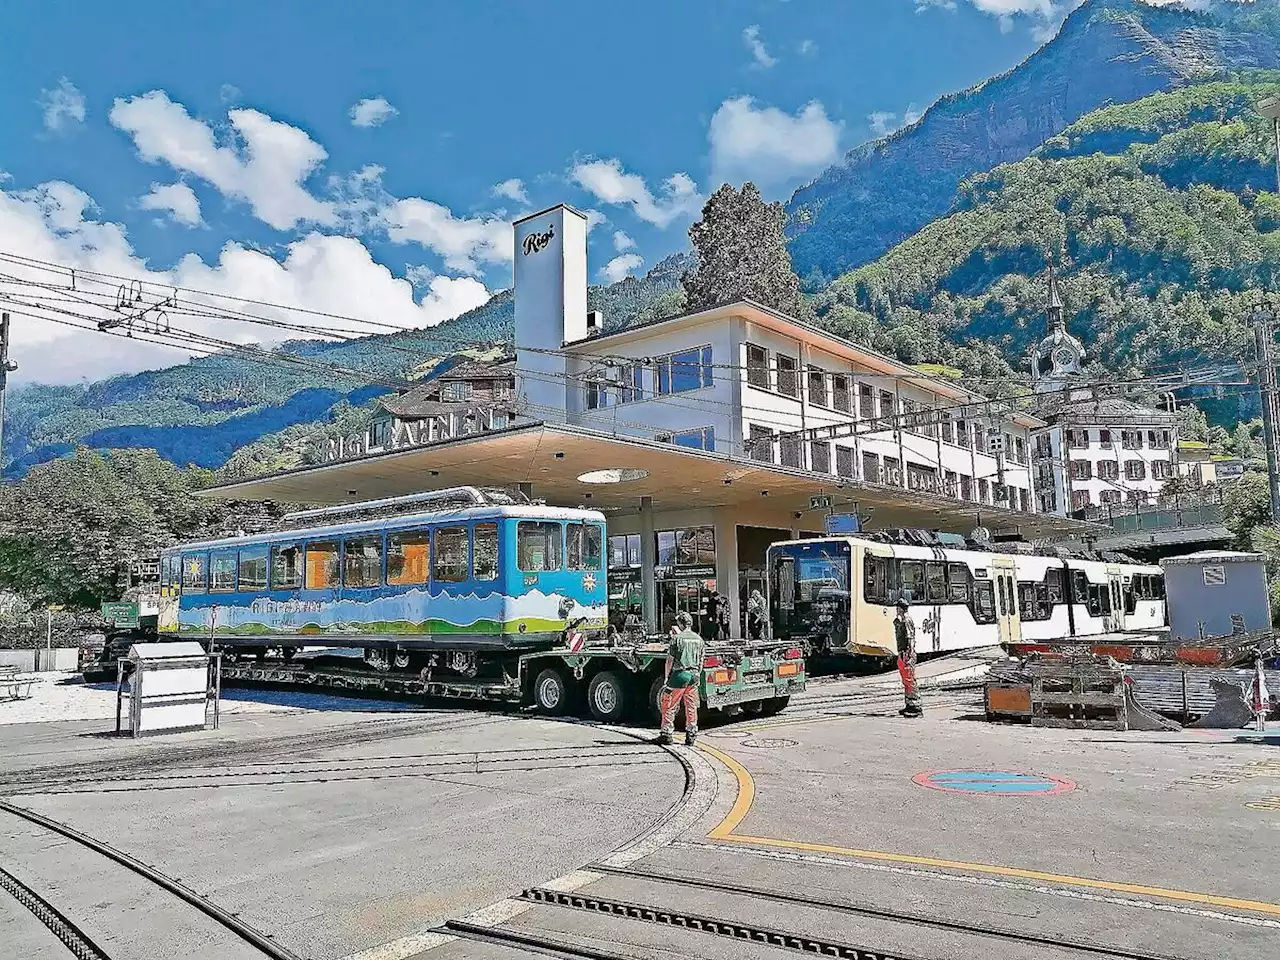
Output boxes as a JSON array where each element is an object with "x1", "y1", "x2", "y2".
[
  {"x1": 393, "y1": 651, "x2": 411, "y2": 670},
  {"x1": 280, "y1": 646, "x2": 297, "y2": 662},
  {"x1": 532, "y1": 667, "x2": 570, "y2": 716},
  {"x1": 363, "y1": 648, "x2": 390, "y2": 673},
  {"x1": 586, "y1": 670, "x2": 627, "y2": 723},
  {"x1": 759, "y1": 695, "x2": 790, "y2": 717}
]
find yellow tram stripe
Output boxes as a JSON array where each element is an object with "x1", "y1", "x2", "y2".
[{"x1": 697, "y1": 742, "x2": 1280, "y2": 917}]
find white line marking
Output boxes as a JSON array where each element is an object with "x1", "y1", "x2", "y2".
[{"x1": 678, "y1": 840, "x2": 1280, "y2": 930}]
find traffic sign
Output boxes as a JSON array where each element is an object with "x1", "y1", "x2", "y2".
[
  {"x1": 809, "y1": 495, "x2": 832, "y2": 510},
  {"x1": 100, "y1": 602, "x2": 139, "y2": 627},
  {"x1": 824, "y1": 513, "x2": 860, "y2": 535}
]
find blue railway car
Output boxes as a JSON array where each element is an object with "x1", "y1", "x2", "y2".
[{"x1": 158, "y1": 488, "x2": 608, "y2": 668}]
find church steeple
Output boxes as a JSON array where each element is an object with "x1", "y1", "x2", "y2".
[
  {"x1": 1046, "y1": 267, "x2": 1065, "y2": 329},
  {"x1": 1030, "y1": 268, "x2": 1084, "y2": 392}
]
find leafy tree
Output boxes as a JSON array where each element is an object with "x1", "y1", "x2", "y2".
[
  {"x1": 0, "y1": 448, "x2": 284, "y2": 609},
  {"x1": 683, "y1": 183, "x2": 813, "y2": 320},
  {"x1": 1224, "y1": 471, "x2": 1273, "y2": 548}
]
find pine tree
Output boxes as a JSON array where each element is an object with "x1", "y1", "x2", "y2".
[{"x1": 682, "y1": 183, "x2": 812, "y2": 319}]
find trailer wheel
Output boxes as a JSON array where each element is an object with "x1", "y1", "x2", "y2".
[
  {"x1": 646, "y1": 675, "x2": 666, "y2": 725},
  {"x1": 759, "y1": 695, "x2": 790, "y2": 717},
  {"x1": 532, "y1": 667, "x2": 571, "y2": 716},
  {"x1": 586, "y1": 671, "x2": 627, "y2": 723}
]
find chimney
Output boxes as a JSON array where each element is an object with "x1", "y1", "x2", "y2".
[{"x1": 513, "y1": 204, "x2": 589, "y2": 421}]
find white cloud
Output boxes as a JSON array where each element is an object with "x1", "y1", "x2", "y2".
[
  {"x1": 708, "y1": 97, "x2": 841, "y2": 187},
  {"x1": 868, "y1": 111, "x2": 898, "y2": 137},
  {"x1": 903, "y1": 104, "x2": 923, "y2": 126},
  {"x1": 742, "y1": 25, "x2": 777, "y2": 69},
  {"x1": 599, "y1": 253, "x2": 643, "y2": 284},
  {"x1": 138, "y1": 182, "x2": 202, "y2": 226},
  {"x1": 583, "y1": 209, "x2": 607, "y2": 232},
  {"x1": 798, "y1": 39, "x2": 818, "y2": 56},
  {"x1": 914, "y1": 0, "x2": 1065, "y2": 29},
  {"x1": 381, "y1": 198, "x2": 512, "y2": 275},
  {"x1": 405, "y1": 264, "x2": 435, "y2": 287},
  {"x1": 613, "y1": 230, "x2": 635, "y2": 252},
  {"x1": 493, "y1": 178, "x2": 529, "y2": 204},
  {"x1": 349, "y1": 96, "x2": 398, "y2": 128},
  {"x1": 109, "y1": 91, "x2": 336, "y2": 230},
  {"x1": 571, "y1": 159, "x2": 702, "y2": 228},
  {"x1": 38, "y1": 78, "x2": 86, "y2": 132},
  {"x1": 0, "y1": 178, "x2": 490, "y2": 384}
]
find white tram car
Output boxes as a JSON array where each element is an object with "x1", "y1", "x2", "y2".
[{"x1": 767, "y1": 533, "x2": 1166, "y2": 660}]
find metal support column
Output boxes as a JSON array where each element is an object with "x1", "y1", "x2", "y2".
[
  {"x1": 639, "y1": 495, "x2": 656, "y2": 633},
  {"x1": 1254, "y1": 312, "x2": 1280, "y2": 521}
]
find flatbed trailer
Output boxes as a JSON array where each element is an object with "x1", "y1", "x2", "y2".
[{"x1": 218, "y1": 638, "x2": 806, "y2": 724}]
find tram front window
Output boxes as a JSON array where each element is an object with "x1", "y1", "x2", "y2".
[{"x1": 769, "y1": 541, "x2": 851, "y2": 645}]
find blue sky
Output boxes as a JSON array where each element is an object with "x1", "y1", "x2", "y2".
[{"x1": 0, "y1": 0, "x2": 1068, "y2": 384}]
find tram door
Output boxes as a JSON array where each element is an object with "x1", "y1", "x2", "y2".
[
  {"x1": 1107, "y1": 567, "x2": 1126, "y2": 632},
  {"x1": 990, "y1": 560, "x2": 1022, "y2": 647}
]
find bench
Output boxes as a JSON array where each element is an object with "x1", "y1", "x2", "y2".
[{"x1": 0, "y1": 665, "x2": 37, "y2": 701}]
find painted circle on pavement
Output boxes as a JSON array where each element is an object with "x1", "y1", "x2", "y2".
[{"x1": 913, "y1": 769, "x2": 1076, "y2": 796}]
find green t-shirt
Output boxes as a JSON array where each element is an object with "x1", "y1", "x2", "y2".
[{"x1": 667, "y1": 629, "x2": 705, "y2": 688}]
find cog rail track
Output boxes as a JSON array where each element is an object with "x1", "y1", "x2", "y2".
[
  {"x1": 0, "y1": 864, "x2": 110, "y2": 960},
  {"x1": 0, "y1": 800, "x2": 301, "y2": 960}
]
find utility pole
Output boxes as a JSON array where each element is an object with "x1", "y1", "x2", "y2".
[
  {"x1": 1259, "y1": 97, "x2": 1280, "y2": 194},
  {"x1": 0, "y1": 312, "x2": 17, "y2": 475},
  {"x1": 1252, "y1": 303, "x2": 1280, "y2": 521}
]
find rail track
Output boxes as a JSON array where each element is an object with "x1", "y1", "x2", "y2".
[{"x1": 0, "y1": 800, "x2": 302, "y2": 960}]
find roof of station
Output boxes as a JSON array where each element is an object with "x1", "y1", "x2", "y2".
[{"x1": 202, "y1": 422, "x2": 1101, "y2": 541}]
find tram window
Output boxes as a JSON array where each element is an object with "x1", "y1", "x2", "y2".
[
  {"x1": 434, "y1": 527, "x2": 470, "y2": 583},
  {"x1": 387, "y1": 531, "x2": 430, "y2": 585},
  {"x1": 1152, "y1": 574, "x2": 1165, "y2": 599},
  {"x1": 926, "y1": 562, "x2": 947, "y2": 603},
  {"x1": 518, "y1": 521, "x2": 563, "y2": 572},
  {"x1": 864, "y1": 553, "x2": 888, "y2": 604},
  {"x1": 567, "y1": 523, "x2": 603, "y2": 571},
  {"x1": 1071, "y1": 570, "x2": 1090, "y2": 605},
  {"x1": 777, "y1": 558, "x2": 796, "y2": 611},
  {"x1": 161, "y1": 555, "x2": 180, "y2": 587},
  {"x1": 1046, "y1": 568, "x2": 1064, "y2": 604},
  {"x1": 1124, "y1": 585, "x2": 1137, "y2": 615},
  {"x1": 898, "y1": 560, "x2": 925, "y2": 604},
  {"x1": 995, "y1": 577, "x2": 1006, "y2": 616},
  {"x1": 343, "y1": 537, "x2": 382, "y2": 588},
  {"x1": 305, "y1": 542, "x2": 340, "y2": 590},
  {"x1": 182, "y1": 554, "x2": 207, "y2": 593},
  {"x1": 238, "y1": 549, "x2": 268, "y2": 591},
  {"x1": 470, "y1": 523, "x2": 499, "y2": 581},
  {"x1": 270, "y1": 544, "x2": 302, "y2": 590},
  {"x1": 947, "y1": 563, "x2": 970, "y2": 603},
  {"x1": 210, "y1": 553, "x2": 237, "y2": 593},
  {"x1": 972, "y1": 581, "x2": 996, "y2": 623},
  {"x1": 1019, "y1": 583, "x2": 1050, "y2": 621}
]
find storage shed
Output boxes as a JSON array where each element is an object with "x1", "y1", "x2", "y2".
[{"x1": 1161, "y1": 550, "x2": 1270, "y2": 641}]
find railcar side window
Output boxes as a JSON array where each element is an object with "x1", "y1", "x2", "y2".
[
  {"x1": 1046, "y1": 568, "x2": 1064, "y2": 604},
  {"x1": 434, "y1": 527, "x2": 470, "y2": 583},
  {"x1": 972, "y1": 580, "x2": 996, "y2": 623},
  {"x1": 898, "y1": 560, "x2": 925, "y2": 604},
  {"x1": 344, "y1": 537, "x2": 382, "y2": 587},
  {"x1": 387, "y1": 531, "x2": 430, "y2": 585},
  {"x1": 182, "y1": 554, "x2": 207, "y2": 593},
  {"x1": 238, "y1": 549, "x2": 268, "y2": 591},
  {"x1": 864, "y1": 553, "x2": 888, "y2": 603},
  {"x1": 567, "y1": 523, "x2": 604, "y2": 571},
  {"x1": 926, "y1": 561, "x2": 947, "y2": 603},
  {"x1": 210, "y1": 552, "x2": 238, "y2": 593},
  {"x1": 518, "y1": 521, "x2": 563, "y2": 572},
  {"x1": 162, "y1": 555, "x2": 180, "y2": 588},
  {"x1": 996, "y1": 577, "x2": 1008, "y2": 617},
  {"x1": 473, "y1": 523, "x2": 499, "y2": 581},
  {"x1": 1018, "y1": 582, "x2": 1050, "y2": 621},
  {"x1": 304, "y1": 541, "x2": 340, "y2": 590},
  {"x1": 1152, "y1": 574, "x2": 1165, "y2": 599},
  {"x1": 271, "y1": 544, "x2": 303, "y2": 590},
  {"x1": 947, "y1": 563, "x2": 970, "y2": 603}
]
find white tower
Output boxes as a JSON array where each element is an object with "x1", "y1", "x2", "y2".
[{"x1": 513, "y1": 205, "x2": 589, "y2": 422}]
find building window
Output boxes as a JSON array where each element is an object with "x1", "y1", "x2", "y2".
[
  {"x1": 1067, "y1": 429, "x2": 1088, "y2": 449},
  {"x1": 369, "y1": 418, "x2": 391, "y2": 449},
  {"x1": 746, "y1": 344, "x2": 769, "y2": 390},
  {"x1": 670, "y1": 426, "x2": 715, "y2": 451},
  {"x1": 1122, "y1": 430, "x2": 1143, "y2": 450},
  {"x1": 960, "y1": 474, "x2": 973, "y2": 501},
  {"x1": 1014, "y1": 436, "x2": 1026, "y2": 464},
  {"x1": 1097, "y1": 460, "x2": 1119, "y2": 481},
  {"x1": 1127, "y1": 490, "x2": 1149, "y2": 504},
  {"x1": 901, "y1": 398, "x2": 919, "y2": 435},
  {"x1": 1100, "y1": 490, "x2": 1122, "y2": 505},
  {"x1": 747, "y1": 424, "x2": 774, "y2": 463},
  {"x1": 944, "y1": 470, "x2": 957, "y2": 497},
  {"x1": 832, "y1": 375, "x2": 851, "y2": 413},
  {"x1": 862, "y1": 452, "x2": 881, "y2": 484},
  {"x1": 779, "y1": 432, "x2": 803, "y2": 468},
  {"x1": 585, "y1": 380, "x2": 605, "y2": 410},
  {"x1": 978, "y1": 478, "x2": 990, "y2": 503},
  {"x1": 1150, "y1": 430, "x2": 1171, "y2": 450},
  {"x1": 1152, "y1": 459, "x2": 1171, "y2": 480},
  {"x1": 655, "y1": 345, "x2": 713, "y2": 395},
  {"x1": 1070, "y1": 459, "x2": 1092, "y2": 481},
  {"x1": 1099, "y1": 429, "x2": 1112, "y2": 449},
  {"x1": 940, "y1": 415, "x2": 954, "y2": 446},
  {"x1": 1125, "y1": 459, "x2": 1146, "y2": 481},
  {"x1": 810, "y1": 440, "x2": 831, "y2": 474},
  {"x1": 440, "y1": 381, "x2": 473, "y2": 402},
  {"x1": 608, "y1": 534, "x2": 641, "y2": 569},
  {"x1": 1018, "y1": 487, "x2": 1029, "y2": 512},
  {"x1": 776, "y1": 355, "x2": 798, "y2": 398},
  {"x1": 673, "y1": 526, "x2": 716, "y2": 566},
  {"x1": 1072, "y1": 490, "x2": 1091, "y2": 511},
  {"x1": 807, "y1": 367, "x2": 829, "y2": 408},
  {"x1": 619, "y1": 364, "x2": 645, "y2": 403},
  {"x1": 859, "y1": 384, "x2": 875, "y2": 420},
  {"x1": 836, "y1": 445, "x2": 855, "y2": 479},
  {"x1": 955, "y1": 419, "x2": 969, "y2": 449},
  {"x1": 879, "y1": 390, "x2": 895, "y2": 429}
]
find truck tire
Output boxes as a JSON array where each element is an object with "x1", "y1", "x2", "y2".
[
  {"x1": 586, "y1": 671, "x2": 627, "y2": 723},
  {"x1": 533, "y1": 667, "x2": 571, "y2": 716},
  {"x1": 647, "y1": 675, "x2": 666, "y2": 725},
  {"x1": 760, "y1": 695, "x2": 790, "y2": 717}
]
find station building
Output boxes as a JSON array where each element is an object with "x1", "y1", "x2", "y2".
[{"x1": 209, "y1": 204, "x2": 1097, "y2": 637}]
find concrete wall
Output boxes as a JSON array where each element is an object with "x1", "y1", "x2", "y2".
[{"x1": 0, "y1": 647, "x2": 78, "y2": 672}]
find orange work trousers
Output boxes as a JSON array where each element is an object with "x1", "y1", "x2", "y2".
[{"x1": 659, "y1": 684, "x2": 699, "y2": 734}]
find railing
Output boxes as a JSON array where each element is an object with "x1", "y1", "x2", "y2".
[{"x1": 1078, "y1": 497, "x2": 1226, "y2": 534}]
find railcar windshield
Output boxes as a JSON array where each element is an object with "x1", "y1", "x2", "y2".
[{"x1": 768, "y1": 540, "x2": 851, "y2": 643}]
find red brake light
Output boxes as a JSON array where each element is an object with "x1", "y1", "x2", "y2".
[
  {"x1": 784, "y1": 647, "x2": 802, "y2": 660},
  {"x1": 704, "y1": 655, "x2": 722, "y2": 668}
]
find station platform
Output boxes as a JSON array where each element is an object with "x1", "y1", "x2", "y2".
[{"x1": 1, "y1": 674, "x2": 1276, "y2": 960}]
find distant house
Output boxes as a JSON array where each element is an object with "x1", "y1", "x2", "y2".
[{"x1": 320, "y1": 352, "x2": 518, "y2": 463}]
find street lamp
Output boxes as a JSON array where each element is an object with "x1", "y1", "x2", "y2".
[{"x1": 1259, "y1": 96, "x2": 1280, "y2": 195}]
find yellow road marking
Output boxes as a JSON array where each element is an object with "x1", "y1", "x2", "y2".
[{"x1": 697, "y1": 740, "x2": 1280, "y2": 917}]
